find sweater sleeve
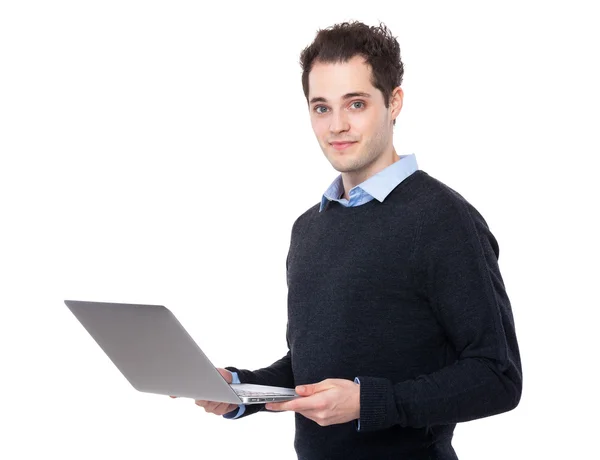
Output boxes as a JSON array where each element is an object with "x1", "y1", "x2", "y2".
[
  {"x1": 356, "y1": 195, "x2": 522, "y2": 432},
  {"x1": 222, "y1": 318, "x2": 295, "y2": 420},
  {"x1": 223, "y1": 350, "x2": 294, "y2": 419},
  {"x1": 222, "y1": 231, "x2": 297, "y2": 420},
  {"x1": 226, "y1": 349, "x2": 294, "y2": 387}
]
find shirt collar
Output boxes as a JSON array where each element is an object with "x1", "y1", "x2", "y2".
[{"x1": 319, "y1": 154, "x2": 419, "y2": 212}]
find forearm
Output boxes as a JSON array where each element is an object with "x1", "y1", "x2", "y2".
[
  {"x1": 226, "y1": 350, "x2": 294, "y2": 388},
  {"x1": 357, "y1": 354, "x2": 521, "y2": 431},
  {"x1": 356, "y1": 196, "x2": 523, "y2": 432}
]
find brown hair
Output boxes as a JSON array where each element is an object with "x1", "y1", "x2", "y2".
[{"x1": 299, "y1": 20, "x2": 404, "y2": 125}]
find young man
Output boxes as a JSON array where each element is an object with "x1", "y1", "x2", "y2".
[{"x1": 190, "y1": 21, "x2": 522, "y2": 459}]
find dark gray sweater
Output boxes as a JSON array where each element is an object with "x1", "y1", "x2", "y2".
[{"x1": 226, "y1": 169, "x2": 522, "y2": 459}]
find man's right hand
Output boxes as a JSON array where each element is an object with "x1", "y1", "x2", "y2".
[{"x1": 169, "y1": 368, "x2": 240, "y2": 416}]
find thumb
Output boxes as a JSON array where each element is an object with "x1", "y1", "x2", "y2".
[
  {"x1": 217, "y1": 368, "x2": 233, "y2": 384},
  {"x1": 296, "y1": 379, "x2": 333, "y2": 395}
]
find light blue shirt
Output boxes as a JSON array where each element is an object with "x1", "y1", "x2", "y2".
[
  {"x1": 319, "y1": 154, "x2": 419, "y2": 212},
  {"x1": 223, "y1": 153, "x2": 420, "y2": 427},
  {"x1": 223, "y1": 371, "x2": 245, "y2": 418}
]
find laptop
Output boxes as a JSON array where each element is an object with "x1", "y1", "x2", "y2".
[{"x1": 64, "y1": 300, "x2": 300, "y2": 404}]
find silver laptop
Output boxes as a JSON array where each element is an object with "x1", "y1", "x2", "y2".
[{"x1": 64, "y1": 300, "x2": 300, "y2": 404}]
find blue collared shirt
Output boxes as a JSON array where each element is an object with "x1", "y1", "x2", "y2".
[
  {"x1": 224, "y1": 153, "x2": 420, "y2": 426},
  {"x1": 223, "y1": 371, "x2": 245, "y2": 418},
  {"x1": 319, "y1": 153, "x2": 419, "y2": 212}
]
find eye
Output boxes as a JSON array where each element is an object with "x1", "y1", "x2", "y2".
[
  {"x1": 351, "y1": 101, "x2": 365, "y2": 109},
  {"x1": 314, "y1": 106, "x2": 328, "y2": 114}
]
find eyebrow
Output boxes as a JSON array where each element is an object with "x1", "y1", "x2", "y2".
[{"x1": 309, "y1": 92, "x2": 372, "y2": 105}]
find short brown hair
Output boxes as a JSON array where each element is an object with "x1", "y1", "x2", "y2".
[{"x1": 299, "y1": 20, "x2": 404, "y2": 125}]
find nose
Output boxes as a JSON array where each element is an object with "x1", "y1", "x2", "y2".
[{"x1": 329, "y1": 110, "x2": 349, "y2": 134}]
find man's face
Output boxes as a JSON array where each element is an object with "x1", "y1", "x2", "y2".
[{"x1": 307, "y1": 55, "x2": 401, "y2": 177}]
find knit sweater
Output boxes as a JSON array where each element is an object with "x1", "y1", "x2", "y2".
[{"x1": 226, "y1": 169, "x2": 522, "y2": 460}]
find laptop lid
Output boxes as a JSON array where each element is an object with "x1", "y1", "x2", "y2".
[{"x1": 64, "y1": 300, "x2": 242, "y2": 404}]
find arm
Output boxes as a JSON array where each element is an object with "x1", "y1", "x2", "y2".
[
  {"x1": 223, "y1": 235, "x2": 296, "y2": 420},
  {"x1": 221, "y1": 350, "x2": 294, "y2": 419},
  {"x1": 222, "y1": 313, "x2": 294, "y2": 420},
  {"x1": 356, "y1": 197, "x2": 522, "y2": 432}
]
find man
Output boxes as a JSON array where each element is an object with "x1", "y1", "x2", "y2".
[{"x1": 184, "y1": 20, "x2": 522, "y2": 459}]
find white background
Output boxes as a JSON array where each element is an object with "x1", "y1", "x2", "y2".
[{"x1": 1, "y1": 1, "x2": 598, "y2": 459}]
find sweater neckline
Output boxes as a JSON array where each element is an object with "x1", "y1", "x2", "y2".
[{"x1": 322, "y1": 170, "x2": 425, "y2": 213}]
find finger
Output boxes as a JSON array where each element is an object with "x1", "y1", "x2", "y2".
[
  {"x1": 217, "y1": 368, "x2": 233, "y2": 384},
  {"x1": 295, "y1": 384, "x2": 311, "y2": 395},
  {"x1": 266, "y1": 399, "x2": 303, "y2": 412},
  {"x1": 196, "y1": 400, "x2": 213, "y2": 410},
  {"x1": 267, "y1": 393, "x2": 327, "y2": 413},
  {"x1": 298, "y1": 379, "x2": 335, "y2": 396},
  {"x1": 201, "y1": 401, "x2": 221, "y2": 412},
  {"x1": 214, "y1": 403, "x2": 235, "y2": 415},
  {"x1": 212, "y1": 403, "x2": 227, "y2": 415},
  {"x1": 265, "y1": 402, "x2": 286, "y2": 411}
]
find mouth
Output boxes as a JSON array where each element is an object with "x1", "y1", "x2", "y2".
[{"x1": 330, "y1": 141, "x2": 356, "y2": 151}]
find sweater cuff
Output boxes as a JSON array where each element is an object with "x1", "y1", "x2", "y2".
[
  {"x1": 355, "y1": 376, "x2": 399, "y2": 432},
  {"x1": 225, "y1": 366, "x2": 257, "y2": 385}
]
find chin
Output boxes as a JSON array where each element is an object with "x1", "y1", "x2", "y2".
[
  {"x1": 328, "y1": 154, "x2": 361, "y2": 172},
  {"x1": 330, "y1": 160, "x2": 361, "y2": 174}
]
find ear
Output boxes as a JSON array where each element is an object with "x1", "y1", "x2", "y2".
[{"x1": 390, "y1": 86, "x2": 403, "y2": 120}]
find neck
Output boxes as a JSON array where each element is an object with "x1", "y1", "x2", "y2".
[{"x1": 340, "y1": 146, "x2": 400, "y2": 200}]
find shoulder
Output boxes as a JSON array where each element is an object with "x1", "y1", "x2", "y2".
[
  {"x1": 414, "y1": 171, "x2": 499, "y2": 260},
  {"x1": 290, "y1": 202, "x2": 320, "y2": 234},
  {"x1": 416, "y1": 171, "x2": 491, "y2": 230}
]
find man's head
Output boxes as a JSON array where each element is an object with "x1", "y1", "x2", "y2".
[{"x1": 299, "y1": 21, "x2": 404, "y2": 181}]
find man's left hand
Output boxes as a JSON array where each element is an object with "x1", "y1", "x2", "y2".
[{"x1": 265, "y1": 378, "x2": 360, "y2": 427}]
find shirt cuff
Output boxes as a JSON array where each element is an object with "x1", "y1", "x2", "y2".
[
  {"x1": 354, "y1": 377, "x2": 361, "y2": 431},
  {"x1": 223, "y1": 404, "x2": 246, "y2": 419},
  {"x1": 223, "y1": 371, "x2": 246, "y2": 419}
]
